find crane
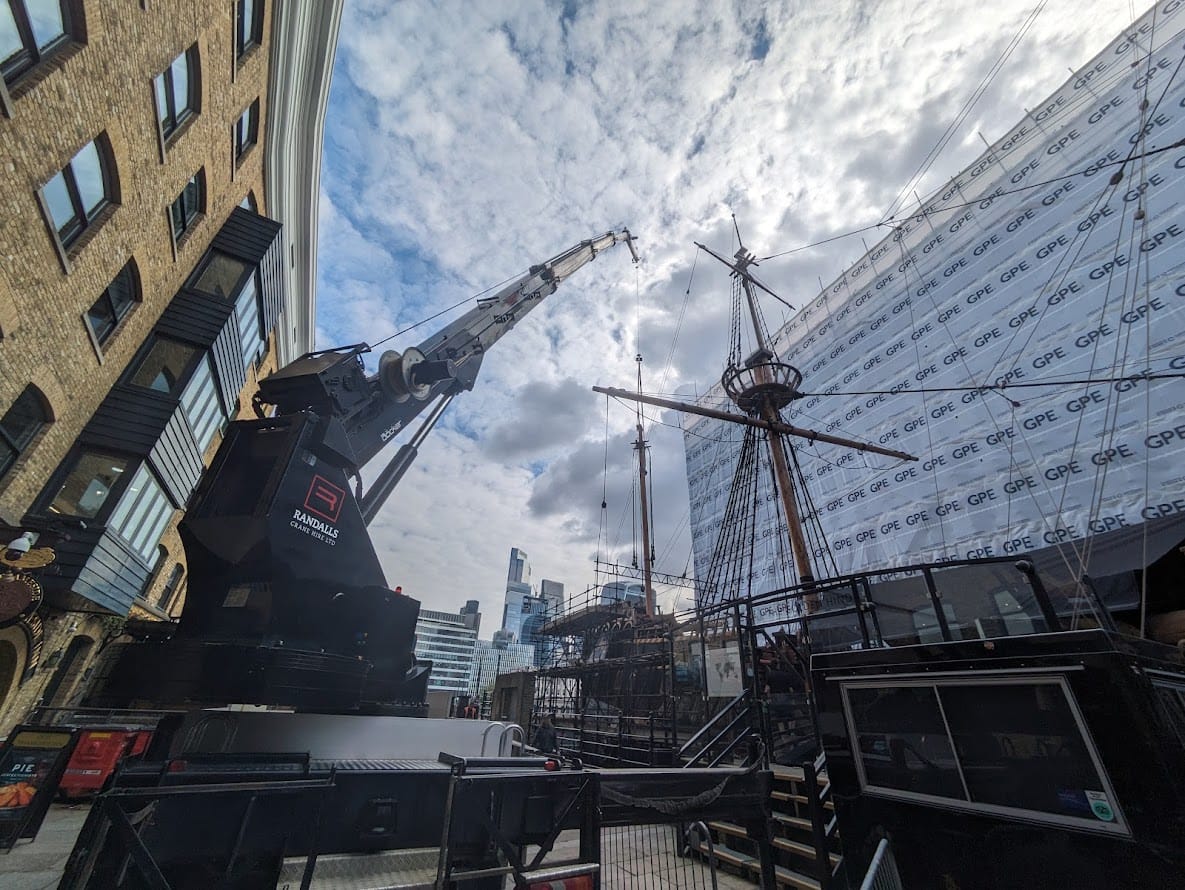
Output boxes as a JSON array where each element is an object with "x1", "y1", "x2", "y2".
[{"x1": 87, "y1": 230, "x2": 638, "y2": 714}]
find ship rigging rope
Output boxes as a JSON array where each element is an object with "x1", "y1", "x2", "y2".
[
  {"x1": 880, "y1": 0, "x2": 1050, "y2": 223},
  {"x1": 756, "y1": 138, "x2": 1185, "y2": 265},
  {"x1": 896, "y1": 236, "x2": 952, "y2": 558}
]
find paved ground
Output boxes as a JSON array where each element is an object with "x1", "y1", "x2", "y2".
[
  {"x1": 0, "y1": 805, "x2": 758, "y2": 889},
  {"x1": 1, "y1": 802, "x2": 90, "y2": 890}
]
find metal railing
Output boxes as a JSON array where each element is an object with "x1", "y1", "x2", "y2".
[
  {"x1": 802, "y1": 752, "x2": 844, "y2": 889},
  {"x1": 678, "y1": 689, "x2": 758, "y2": 769},
  {"x1": 859, "y1": 838, "x2": 903, "y2": 890}
]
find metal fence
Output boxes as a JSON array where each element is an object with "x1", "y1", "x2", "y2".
[
  {"x1": 859, "y1": 838, "x2": 903, "y2": 890},
  {"x1": 601, "y1": 822, "x2": 719, "y2": 889}
]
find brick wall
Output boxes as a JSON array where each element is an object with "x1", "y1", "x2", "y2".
[{"x1": 0, "y1": 0, "x2": 280, "y2": 736}]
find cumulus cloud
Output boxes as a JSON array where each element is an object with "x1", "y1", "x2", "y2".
[{"x1": 317, "y1": 0, "x2": 1137, "y2": 616}]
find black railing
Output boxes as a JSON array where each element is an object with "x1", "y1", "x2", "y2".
[
  {"x1": 700, "y1": 556, "x2": 1100, "y2": 654},
  {"x1": 678, "y1": 689, "x2": 760, "y2": 769}
]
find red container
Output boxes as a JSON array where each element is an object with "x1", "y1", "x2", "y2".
[{"x1": 58, "y1": 729, "x2": 152, "y2": 800}]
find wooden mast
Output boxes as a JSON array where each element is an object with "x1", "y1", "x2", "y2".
[{"x1": 634, "y1": 354, "x2": 656, "y2": 617}]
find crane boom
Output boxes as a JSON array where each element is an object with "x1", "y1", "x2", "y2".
[{"x1": 258, "y1": 229, "x2": 637, "y2": 473}]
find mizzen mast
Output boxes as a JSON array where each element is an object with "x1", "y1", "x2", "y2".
[{"x1": 633, "y1": 353, "x2": 656, "y2": 617}]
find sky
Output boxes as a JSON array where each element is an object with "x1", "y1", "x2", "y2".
[{"x1": 315, "y1": 0, "x2": 1145, "y2": 623}]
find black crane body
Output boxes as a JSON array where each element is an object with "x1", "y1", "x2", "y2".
[{"x1": 88, "y1": 230, "x2": 638, "y2": 714}]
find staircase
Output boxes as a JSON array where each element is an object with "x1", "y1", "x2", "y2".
[{"x1": 690, "y1": 753, "x2": 845, "y2": 889}]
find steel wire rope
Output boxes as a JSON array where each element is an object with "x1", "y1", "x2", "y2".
[
  {"x1": 798, "y1": 370, "x2": 1185, "y2": 397},
  {"x1": 596, "y1": 392, "x2": 611, "y2": 590},
  {"x1": 1041, "y1": 54, "x2": 1185, "y2": 589},
  {"x1": 366, "y1": 271, "x2": 524, "y2": 350},
  {"x1": 755, "y1": 139, "x2": 1185, "y2": 269},
  {"x1": 880, "y1": 138, "x2": 1141, "y2": 580},
  {"x1": 975, "y1": 75, "x2": 1184, "y2": 393},
  {"x1": 881, "y1": 0, "x2": 1050, "y2": 222},
  {"x1": 894, "y1": 233, "x2": 954, "y2": 560},
  {"x1": 1079, "y1": 74, "x2": 1159, "y2": 594}
]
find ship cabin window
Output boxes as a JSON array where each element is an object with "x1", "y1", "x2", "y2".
[
  {"x1": 864, "y1": 563, "x2": 1052, "y2": 648},
  {"x1": 843, "y1": 676, "x2": 1125, "y2": 834},
  {"x1": 1151, "y1": 679, "x2": 1185, "y2": 747}
]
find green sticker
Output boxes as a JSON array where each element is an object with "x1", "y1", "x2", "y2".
[{"x1": 1085, "y1": 791, "x2": 1115, "y2": 822}]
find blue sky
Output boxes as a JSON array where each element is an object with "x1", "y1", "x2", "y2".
[{"x1": 315, "y1": 0, "x2": 1139, "y2": 619}]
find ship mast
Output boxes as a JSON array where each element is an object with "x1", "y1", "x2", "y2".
[
  {"x1": 634, "y1": 354, "x2": 656, "y2": 617},
  {"x1": 710, "y1": 242, "x2": 815, "y2": 587},
  {"x1": 596, "y1": 229, "x2": 917, "y2": 609}
]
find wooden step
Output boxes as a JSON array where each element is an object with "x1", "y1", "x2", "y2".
[
  {"x1": 775, "y1": 863, "x2": 822, "y2": 890},
  {"x1": 693, "y1": 841, "x2": 821, "y2": 890},
  {"x1": 691, "y1": 839, "x2": 757, "y2": 870},
  {"x1": 770, "y1": 790, "x2": 835, "y2": 811},
  {"x1": 707, "y1": 820, "x2": 750, "y2": 841},
  {"x1": 772, "y1": 812, "x2": 813, "y2": 832},
  {"x1": 771, "y1": 764, "x2": 829, "y2": 785},
  {"x1": 772, "y1": 836, "x2": 842, "y2": 866}
]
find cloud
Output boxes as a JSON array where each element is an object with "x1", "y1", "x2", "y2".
[
  {"x1": 483, "y1": 378, "x2": 598, "y2": 459},
  {"x1": 316, "y1": 0, "x2": 1139, "y2": 620}
]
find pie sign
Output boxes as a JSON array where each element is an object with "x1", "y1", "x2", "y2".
[{"x1": 0, "y1": 727, "x2": 78, "y2": 850}]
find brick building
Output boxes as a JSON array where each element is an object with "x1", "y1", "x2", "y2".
[{"x1": 0, "y1": 1, "x2": 342, "y2": 734}]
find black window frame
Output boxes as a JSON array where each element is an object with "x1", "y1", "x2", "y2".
[
  {"x1": 187, "y1": 248, "x2": 252, "y2": 298},
  {"x1": 85, "y1": 259, "x2": 139, "y2": 349},
  {"x1": 235, "y1": 0, "x2": 263, "y2": 59},
  {"x1": 233, "y1": 98, "x2": 259, "y2": 164},
  {"x1": 0, "y1": 384, "x2": 50, "y2": 482},
  {"x1": 1, "y1": 0, "x2": 78, "y2": 87},
  {"x1": 154, "y1": 44, "x2": 199, "y2": 143},
  {"x1": 41, "y1": 133, "x2": 115, "y2": 251},
  {"x1": 39, "y1": 447, "x2": 135, "y2": 522},
  {"x1": 159, "y1": 562, "x2": 185, "y2": 613},
  {"x1": 125, "y1": 334, "x2": 203, "y2": 398},
  {"x1": 170, "y1": 169, "x2": 204, "y2": 244},
  {"x1": 840, "y1": 673, "x2": 1129, "y2": 836}
]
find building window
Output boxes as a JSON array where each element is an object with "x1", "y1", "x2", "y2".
[
  {"x1": 159, "y1": 563, "x2": 185, "y2": 613},
  {"x1": 1, "y1": 0, "x2": 77, "y2": 87},
  {"x1": 154, "y1": 45, "x2": 198, "y2": 142},
  {"x1": 236, "y1": 0, "x2": 262, "y2": 59},
  {"x1": 0, "y1": 385, "x2": 49, "y2": 482},
  {"x1": 85, "y1": 260, "x2": 139, "y2": 348},
  {"x1": 41, "y1": 135, "x2": 114, "y2": 251},
  {"x1": 107, "y1": 463, "x2": 173, "y2": 563},
  {"x1": 233, "y1": 98, "x2": 258, "y2": 163},
  {"x1": 843, "y1": 676, "x2": 1126, "y2": 834},
  {"x1": 235, "y1": 274, "x2": 263, "y2": 368},
  {"x1": 170, "y1": 170, "x2": 204, "y2": 243},
  {"x1": 240, "y1": 191, "x2": 257, "y2": 212},
  {"x1": 46, "y1": 450, "x2": 129, "y2": 518},
  {"x1": 128, "y1": 337, "x2": 198, "y2": 396},
  {"x1": 190, "y1": 250, "x2": 250, "y2": 298},
  {"x1": 180, "y1": 355, "x2": 227, "y2": 451}
]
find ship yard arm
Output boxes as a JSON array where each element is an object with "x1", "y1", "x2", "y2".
[{"x1": 592, "y1": 386, "x2": 918, "y2": 462}]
